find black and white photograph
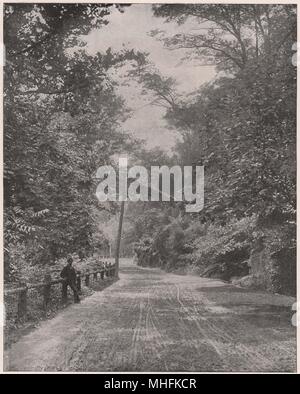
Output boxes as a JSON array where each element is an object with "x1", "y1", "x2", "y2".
[{"x1": 1, "y1": 1, "x2": 298, "y2": 374}]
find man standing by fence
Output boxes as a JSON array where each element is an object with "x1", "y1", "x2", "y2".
[{"x1": 60, "y1": 256, "x2": 80, "y2": 303}]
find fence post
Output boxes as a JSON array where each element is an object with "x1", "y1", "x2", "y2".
[
  {"x1": 17, "y1": 286, "x2": 28, "y2": 320},
  {"x1": 85, "y1": 271, "x2": 90, "y2": 287},
  {"x1": 43, "y1": 274, "x2": 52, "y2": 311},
  {"x1": 77, "y1": 272, "x2": 81, "y2": 293}
]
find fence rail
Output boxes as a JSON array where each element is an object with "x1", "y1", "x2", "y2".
[{"x1": 4, "y1": 262, "x2": 116, "y2": 320}]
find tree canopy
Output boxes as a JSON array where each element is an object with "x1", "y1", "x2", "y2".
[{"x1": 4, "y1": 3, "x2": 139, "y2": 275}]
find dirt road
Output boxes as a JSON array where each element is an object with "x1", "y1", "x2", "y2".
[{"x1": 5, "y1": 259, "x2": 296, "y2": 372}]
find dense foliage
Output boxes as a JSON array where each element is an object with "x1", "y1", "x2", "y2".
[
  {"x1": 4, "y1": 4, "x2": 138, "y2": 278},
  {"x1": 131, "y1": 4, "x2": 296, "y2": 295}
]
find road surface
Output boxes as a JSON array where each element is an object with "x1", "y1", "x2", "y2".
[{"x1": 5, "y1": 258, "x2": 296, "y2": 372}]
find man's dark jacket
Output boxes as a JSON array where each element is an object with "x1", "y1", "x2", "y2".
[{"x1": 60, "y1": 265, "x2": 77, "y2": 284}]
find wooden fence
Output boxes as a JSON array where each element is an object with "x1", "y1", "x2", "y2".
[{"x1": 4, "y1": 262, "x2": 116, "y2": 320}]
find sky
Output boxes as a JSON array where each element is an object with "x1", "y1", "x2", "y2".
[{"x1": 83, "y1": 4, "x2": 216, "y2": 152}]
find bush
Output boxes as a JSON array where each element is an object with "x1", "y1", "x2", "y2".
[
  {"x1": 134, "y1": 213, "x2": 296, "y2": 295},
  {"x1": 134, "y1": 216, "x2": 255, "y2": 279}
]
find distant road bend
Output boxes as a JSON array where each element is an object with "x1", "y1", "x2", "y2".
[{"x1": 5, "y1": 258, "x2": 296, "y2": 372}]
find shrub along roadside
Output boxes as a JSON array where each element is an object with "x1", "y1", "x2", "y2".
[{"x1": 134, "y1": 215, "x2": 296, "y2": 297}]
